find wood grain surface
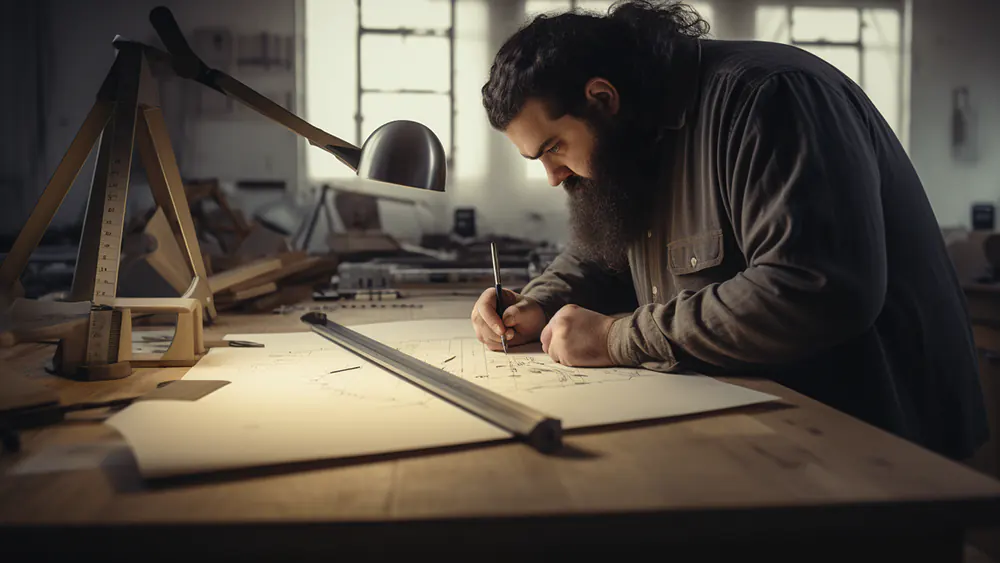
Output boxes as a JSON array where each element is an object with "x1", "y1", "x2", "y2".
[{"x1": 1, "y1": 291, "x2": 998, "y2": 561}]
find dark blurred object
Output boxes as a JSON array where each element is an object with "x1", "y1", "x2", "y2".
[
  {"x1": 336, "y1": 190, "x2": 381, "y2": 231},
  {"x1": 185, "y1": 178, "x2": 252, "y2": 254},
  {"x1": 328, "y1": 232, "x2": 401, "y2": 260},
  {"x1": 952, "y1": 86, "x2": 978, "y2": 163},
  {"x1": 237, "y1": 180, "x2": 286, "y2": 191},
  {"x1": 0, "y1": 222, "x2": 81, "y2": 254},
  {"x1": 528, "y1": 243, "x2": 562, "y2": 279},
  {"x1": 973, "y1": 203, "x2": 995, "y2": 231},
  {"x1": 0, "y1": 223, "x2": 80, "y2": 299},
  {"x1": 293, "y1": 183, "x2": 338, "y2": 252},
  {"x1": 946, "y1": 228, "x2": 1000, "y2": 284},
  {"x1": 0, "y1": 371, "x2": 60, "y2": 433},
  {"x1": 453, "y1": 208, "x2": 476, "y2": 238}
]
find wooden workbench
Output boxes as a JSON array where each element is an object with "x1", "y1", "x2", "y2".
[{"x1": 2, "y1": 292, "x2": 1000, "y2": 562}]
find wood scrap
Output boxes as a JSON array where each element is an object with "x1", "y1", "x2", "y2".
[
  {"x1": 226, "y1": 253, "x2": 333, "y2": 293},
  {"x1": 118, "y1": 207, "x2": 195, "y2": 298},
  {"x1": 327, "y1": 231, "x2": 400, "y2": 256},
  {"x1": 185, "y1": 178, "x2": 252, "y2": 255},
  {"x1": 207, "y1": 257, "x2": 283, "y2": 294},
  {"x1": 216, "y1": 282, "x2": 278, "y2": 307},
  {"x1": 243, "y1": 284, "x2": 314, "y2": 313},
  {"x1": 206, "y1": 251, "x2": 338, "y2": 312}
]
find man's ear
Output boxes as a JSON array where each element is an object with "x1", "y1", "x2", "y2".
[{"x1": 584, "y1": 77, "x2": 619, "y2": 115}]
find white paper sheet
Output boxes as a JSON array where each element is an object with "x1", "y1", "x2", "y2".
[{"x1": 106, "y1": 319, "x2": 779, "y2": 479}]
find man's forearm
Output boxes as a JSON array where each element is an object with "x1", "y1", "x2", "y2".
[
  {"x1": 520, "y1": 250, "x2": 637, "y2": 321},
  {"x1": 605, "y1": 260, "x2": 884, "y2": 373}
]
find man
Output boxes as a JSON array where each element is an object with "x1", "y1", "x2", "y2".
[{"x1": 470, "y1": 0, "x2": 988, "y2": 460}]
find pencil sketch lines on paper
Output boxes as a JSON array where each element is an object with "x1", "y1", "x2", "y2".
[
  {"x1": 301, "y1": 367, "x2": 434, "y2": 409},
  {"x1": 390, "y1": 338, "x2": 646, "y2": 394},
  {"x1": 230, "y1": 348, "x2": 433, "y2": 409}
]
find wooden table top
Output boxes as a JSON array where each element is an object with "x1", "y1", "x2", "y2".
[{"x1": 2, "y1": 293, "x2": 1000, "y2": 541}]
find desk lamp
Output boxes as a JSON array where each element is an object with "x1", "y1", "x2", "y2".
[{"x1": 149, "y1": 6, "x2": 447, "y2": 193}]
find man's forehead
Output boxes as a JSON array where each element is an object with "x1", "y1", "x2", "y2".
[{"x1": 505, "y1": 99, "x2": 557, "y2": 154}]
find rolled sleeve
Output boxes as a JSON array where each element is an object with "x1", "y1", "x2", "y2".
[{"x1": 607, "y1": 313, "x2": 680, "y2": 371}]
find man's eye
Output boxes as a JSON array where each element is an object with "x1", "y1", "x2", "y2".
[{"x1": 547, "y1": 143, "x2": 561, "y2": 154}]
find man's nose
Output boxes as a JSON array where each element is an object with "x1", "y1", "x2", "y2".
[{"x1": 546, "y1": 164, "x2": 572, "y2": 187}]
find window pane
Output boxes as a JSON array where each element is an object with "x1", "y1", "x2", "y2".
[
  {"x1": 862, "y1": 8, "x2": 901, "y2": 47},
  {"x1": 361, "y1": 35, "x2": 450, "y2": 92},
  {"x1": 862, "y1": 9, "x2": 902, "y2": 139},
  {"x1": 453, "y1": 0, "x2": 488, "y2": 179},
  {"x1": 755, "y1": 6, "x2": 790, "y2": 43},
  {"x1": 576, "y1": 1, "x2": 613, "y2": 15},
  {"x1": 687, "y1": 2, "x2": 713, "y2": 28},
  {"x1": 525, "y1": 0, "x2": 571, "y2": 20},
  {"x1": 791, "y1": 7, "x2": 860, "y2": 43},
  {"x1": 525, "y1": 157, "x2": 548, "y2": 180},
  {"x1": 800, "y1": 45, "x2": 860, "y2": 84},
  {"x1": 361, "y1": 92, "x2": 451, "y2": 157},
  {"x1": 306, "y1": 0, "x2": 358, "y2": 179},
  {"x1": 361, "y1": 0, "x2": 451, "y2": 30}
]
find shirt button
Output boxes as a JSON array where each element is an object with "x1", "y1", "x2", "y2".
[
  {"x1": 652, "y1": 285, "x2": 658, "y2": 296},
  {"x1": 690, "y1": 256, "x2": 698, "y2": 268},
  {"x1": 647, "y1": 230, "x2": 652, "y2": 239}
]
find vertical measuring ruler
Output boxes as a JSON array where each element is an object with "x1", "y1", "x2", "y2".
[{"x1": 77, "y1": 43, "x2": 143, "y2": 367}]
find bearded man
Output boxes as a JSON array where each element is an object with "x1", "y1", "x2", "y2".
[{"x1": 469, "y1": 0, "x2": 987, "y2": 460}]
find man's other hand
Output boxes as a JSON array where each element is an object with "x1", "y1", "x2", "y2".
[
  {"x1": 540, "y1": 304, "x2": 614, "y2": 367},
  {"x1": 472, "y1": 288, "x2": 546, "y2": 351}
]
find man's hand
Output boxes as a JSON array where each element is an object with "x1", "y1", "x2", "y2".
[
  {"x1": 540, "y1": 304, "x2": 615, "y2": 367},
  {"x1": 471, "y1": 287, "x2": 546, "y2": 351}
]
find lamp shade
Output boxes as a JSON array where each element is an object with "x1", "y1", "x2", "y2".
[{"x1": 357, "y1": 121, "x2": 447, "y2": 192}]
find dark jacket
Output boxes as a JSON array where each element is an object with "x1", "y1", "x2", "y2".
[{"x1": 520, "y1": 38, "x2": 988, "y2": 460}]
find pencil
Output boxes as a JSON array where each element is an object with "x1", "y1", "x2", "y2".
[{"x1": 491, "y1": 241, "x2": 508, "y2": 354}]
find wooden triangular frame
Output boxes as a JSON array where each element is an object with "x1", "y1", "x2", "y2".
[{"x1": 0, "y1": 38, "x2": 215, "y2": 379}]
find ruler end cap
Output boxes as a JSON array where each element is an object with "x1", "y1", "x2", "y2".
[
  {"x1": 528, "y1": 418, "x2": 563, "y2": 454},
  {"x1": 300, "y1": 312, "x2": 328, "y2": 326}
]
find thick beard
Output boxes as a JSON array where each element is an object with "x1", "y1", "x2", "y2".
[{"x1": 564, "y1": 109, "x2": 661, "y2": 272}]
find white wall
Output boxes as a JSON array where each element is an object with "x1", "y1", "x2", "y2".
[
  {"x1": 908, "y1": 0, "x2": 1000, "y2": 229},
  {"x1": 38, "y1": 0, "x2": 297, "y2": 227}
]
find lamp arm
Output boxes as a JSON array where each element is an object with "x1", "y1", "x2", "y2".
[{"x1": 148, "y1": 6, "x2": 361, "y2": 171}]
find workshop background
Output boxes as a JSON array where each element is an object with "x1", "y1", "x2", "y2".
[{"x1": 5, "y1": 0, "x2": 998, "y2": 255}]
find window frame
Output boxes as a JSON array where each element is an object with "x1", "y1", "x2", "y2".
[
  {"x1": 771, "y1": 5, "x2": 905, "y2": 144},
  {"x1": 355, "y1": 0, "x2": 457, "y2": 167}
]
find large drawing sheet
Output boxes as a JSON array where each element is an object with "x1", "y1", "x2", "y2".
[{"x1": 106, "y1": 319, "x2": 779, "y2": 479}]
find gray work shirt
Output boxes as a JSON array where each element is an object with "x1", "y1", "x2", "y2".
[{"x1": 520, "y1": 38, "x2": 988, "y2": 460}]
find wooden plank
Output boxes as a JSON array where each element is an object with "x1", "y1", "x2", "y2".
[
  {"x1": 226, "y1": 253, "x2": 316, "y2": 293},
  {"x1": 243, "y1": 284, "x2": 314, "y2": 312},
  {"x1": 141, "y1": 207, "x2": 193, "y2": 294},
  {"x1": 216, "y1": 281, "x2": 278, "y2": 303},
  {"x1": 0, "y1": 371, "x2": 59, "y2": 412},
  {"x1": 207, "y1": 257, "x2": 283, "y2": 294}
]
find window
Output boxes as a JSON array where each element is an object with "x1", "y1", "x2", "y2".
[
  {"x1": 525, "y1": 0, "x2": 712, "y2": 19},
  {"x1": 523, "y1": 1, "x2": 714, "y2": 180},
  {"x1": 755, "y1": 5, "x2": 904, "y2": 146},
  {"x1": 305, "y1": 0, "x2": 461, "y2": 182},
  {"x1": 305, "y1": 0, "x2": 358, "y2": 181}
]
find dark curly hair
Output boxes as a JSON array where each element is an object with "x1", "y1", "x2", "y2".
[{"x1": 482, "y1": 0, "x2": 710, "y2": 131}]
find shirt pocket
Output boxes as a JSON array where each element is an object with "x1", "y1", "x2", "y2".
[{"x1": 666, "y1": 229, "x2": 725, "y2": 289}]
